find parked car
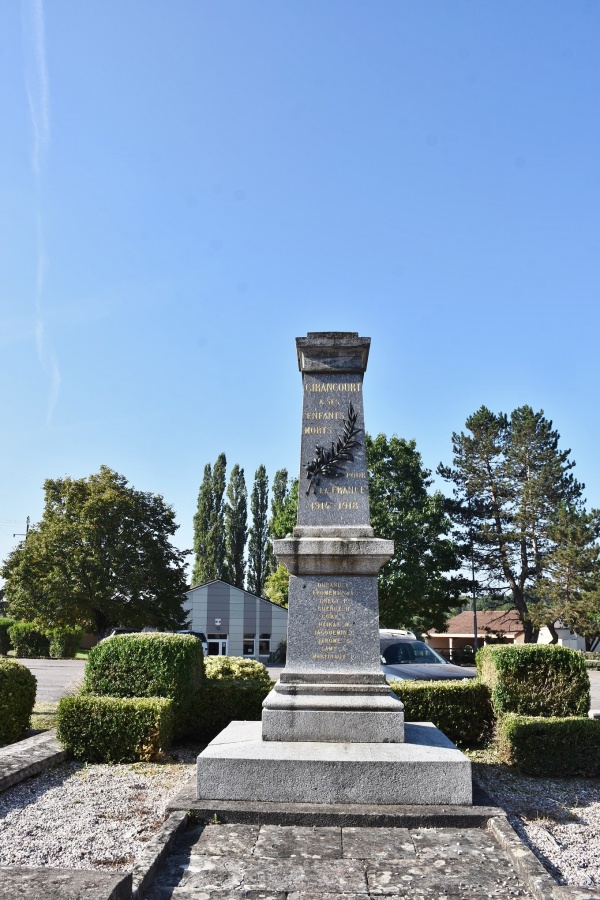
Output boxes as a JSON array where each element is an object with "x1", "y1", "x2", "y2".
[
  {"x1": 176, "y1": 630, "x2": 209, "y2": 655},
  {"x1": 100, "y1": 627, "x2": 138, "y2": 642},
  {"x1": 380, "y1": 637, "x2": 476, "y2": 682}
]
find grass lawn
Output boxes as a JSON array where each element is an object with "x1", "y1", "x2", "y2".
[{"x1": 29, "y1": 701, "x2": 58, "y2": 733}]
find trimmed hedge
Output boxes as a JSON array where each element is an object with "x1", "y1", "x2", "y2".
[
  {"x1": 82, "y1": 633, "x2": 203, "y2": 737},
  {"x1": 495, "y1": 713, "x2": 600, "y2": 776},
  {"x1": 204, "y1": 655, "x2": 272, "y2": 684},
  {"x1": 0, "y1": 618, "x2": 14, "y2": 656},
  {"x1": 192, "y1": 678, "x2": 273, "y2": 743},
  {"x1": 56, "y1": 694, "x2": 173, "y2": 763},
  {"x1": 8, "y1": 622, "x2": 50, "y2": 658},
  {"x1": 477, "y1": 644, "x2": 589, "y2": 717},
  {"x1": 0, "y1": 658, "x2": 37, "y2": 743},
  {"x1": 48, "y1": 627, "x2": 84, "y2": 659},
  {"x1": 389, "y1": 679, "x2": 493, "y2": 747}
]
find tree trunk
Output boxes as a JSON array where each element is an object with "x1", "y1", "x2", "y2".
[{"x1": 546, "y1": 621, "x2": 559, "y2": 644}]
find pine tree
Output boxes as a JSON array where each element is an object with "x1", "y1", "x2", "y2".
[
  {"x1": 192, "y1": 453, "x2": 227, "y2": 585},
  {"x1": 224, "y1": 464, "x2": 247, "y2": 588},
  {"x1": 247, "y1": 464, "x2": 273, "y2": 597},
  {"x1": 439, "y1": 405, "x2": 584, "y2": 642},
  {"x1": 529, "y1": 503, "x2": 600, "y2": 649}
]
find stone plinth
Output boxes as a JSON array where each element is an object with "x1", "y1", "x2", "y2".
[{"x1": 197, "y1": 721, "x2": 472, "y2": 806}]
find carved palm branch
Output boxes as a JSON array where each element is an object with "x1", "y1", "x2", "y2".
[{"x1": 304, "y1": 403, "x2": 362, "y2": 495}]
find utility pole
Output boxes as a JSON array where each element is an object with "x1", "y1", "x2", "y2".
[
  {"x1": 468, "y1": 500, "x2": 478, "y2": 653},
  {"x1": 13, "y1": 516, "x2": 30, "y2": 540}
]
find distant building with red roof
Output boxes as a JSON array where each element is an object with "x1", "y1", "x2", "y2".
[{"x1": 427, "y1": 609, "x2": 584, "y2": 659}]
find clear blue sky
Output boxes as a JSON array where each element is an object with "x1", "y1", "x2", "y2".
[{"x1": 2, "y1": 1, "x2": 599, "y2": 576}]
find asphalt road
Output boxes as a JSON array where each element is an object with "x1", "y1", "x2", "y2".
[
  {"x1": 16, "y1": 659, "x2": 600, "y2": 711},
  {"x1": 16, "y1": 658, "x2": 86, "y2": 702}
]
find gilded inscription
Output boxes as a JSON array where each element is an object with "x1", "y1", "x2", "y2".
[
  {"x1": 305, "y1": 382, "x2": 362, "y2": 393},
  {"x1": 311, "y1": 580, "x2": 353, "y2": 663}
]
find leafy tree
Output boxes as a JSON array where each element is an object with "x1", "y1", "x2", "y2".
[
  {"x1": 1, "y1": 466, "x2": 188, "y2": 640},
  {"x1": 269, "y1": 470, "x2": 299, "y2": 540},
  {"x1": 192, "y1": 453, "x2": 227, "y2": 585},
  {"x1": 439, "y1": 406, "x2": 584, "y2": 642},
  {"x1": 367, "y1": 434, "x2": 462, "y2": 634},
  {"x1": 263, "y1": 563, "x2": 290, "y2": 608},
  {"x1": 529, "y1": 503, "x2": 600, "y2": 649},
  {"x1": 247, "y1": 465, "x2": 273, "y2": 597},
  {"x1": 224, "y1": 464, "x2": 247, "y2": 588}
]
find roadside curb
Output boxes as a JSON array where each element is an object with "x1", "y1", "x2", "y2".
[{"x1": 0, "y1": 730, "x2": 67, "y2": 793}]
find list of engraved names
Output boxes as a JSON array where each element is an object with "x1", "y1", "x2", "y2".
[{"x1": 311, "y1": 580, "x2": 354, "y2": 663}]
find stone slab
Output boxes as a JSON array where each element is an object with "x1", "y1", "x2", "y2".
[
  {"x1": 341, "y1": 827, "x2": 415, "y2": 860},
  {"x1": 147, "y1": 820, "x2": 546, "y2": 900},
  {"x1": 191, "y1": 823, "x2": 259, "y2": 857},
  {"x1": 254, "y1": 825, "x2": 342, "y2": 859},
  {"x1": 196, "y1": 720, "x2": 472, "y2": 806},
  {"x1": 0, "y1": 868, "x2": 132, "y2": 900},
  {"x1": 0, "y1": 729, "x2": 67, "y2": 793}
]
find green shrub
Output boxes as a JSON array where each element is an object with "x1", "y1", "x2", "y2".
[
  {"x1": 82, "y1": 633, "x2": 203, "y2": 738},
  {"x1": 495, "y1": 713, "x2": 600, "y2": 776},
  {"x1": 47, "y1": 627, "x2": 84, "y2": 659},
  {"x1": 477, "y1": 644, "x2": 589, "y2": 717},
  {"x1": 191, "y1": 678, "x2": 273, "y2": 743},
  {"x1": 8, "y1": 622, "x2": 50, "y2": 658},
  {"x1": 0, "y1": 618, "x2": 15, "y2": 656},
  {"x1": 204, "y1": 655, "x2": 271, "y2": 684},
  {"x1": 0, "y1": 659, "x2": 37, "y2": 743},
  {"x1": 56, "y1": 694, "x2": 173, "y2": 763},
  {"x1": 389, "y1": 679, "x2": 493, "y2": 746}
]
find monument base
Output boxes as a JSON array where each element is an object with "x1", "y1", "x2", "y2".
[
  {"x1": 262, "y1": 673, "x2": 405, "y2": 742},
  {"x1": 196, "y1": 720, "x2": 472, "y2": 806}
]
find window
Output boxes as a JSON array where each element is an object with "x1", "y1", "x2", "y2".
[
  {"x1": 243, "y1": 633, "x2": 255, "y2": 656},
  {"x1": 258, "y1": 633, "x2": 271, "y2": 656}
]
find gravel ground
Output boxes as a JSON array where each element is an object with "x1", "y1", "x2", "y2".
[
  {"x1": 0, "y1": 748, "x2": 196, "y2": 870},
  {"x1": 2, "y1": 745, "x2": 599, "y2": 891},
  {"x1": 473, "y1": 760, "x2": 600, "y2": 888}
]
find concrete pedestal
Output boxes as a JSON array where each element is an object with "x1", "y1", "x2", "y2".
[{"x1": 196, "y1": 720, "x2": 472, "y2": 806}]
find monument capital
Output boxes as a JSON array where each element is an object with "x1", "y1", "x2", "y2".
[{"x1": 296, "y1": 331, "x2": 370, "y2": 373}]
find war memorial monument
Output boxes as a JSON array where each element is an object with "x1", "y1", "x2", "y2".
[{"x1": 196, "y1": 332, "x2": 472, "y2": 807}]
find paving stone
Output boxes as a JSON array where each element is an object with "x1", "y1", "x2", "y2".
[
  {"x1": 163, "y1": 856, "x2": 247, "y2": 891},
  {"x1": 342, "y1": 827, "x2": 415, "y2": 859},
  {"x1": 190, "y1": 823, "x2": 260, "y2": 857},
  {"x1": 0, "y1": 867, "x2": 131, "y2": 899},
  {"x1": 145, "y1": 888, "x2": 284, "y2": 900},
  {"x1": 287, "y1": 894, "x2": 370, "y2": 900},
  {"x1": 366, "y1": 858, "x2": 533, "y2": 897},
  {"x1": 253, "y1": 825, "x2": 342, "y2": 859},
  {"x1": 411, "y1": 826, "x2": 499, "y2": 860}
]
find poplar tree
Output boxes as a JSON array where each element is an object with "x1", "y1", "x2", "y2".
[
  {"x1": 224, "y1": 464, "x2": 248, "y2": 588},
  {"x1": 247, "y1": 464, "x2": 273, "y2": 597},
  {"x1": 439, "y1": 405, "x2": 584, "y2": 642},
  {"x1": 192, "y1": 453, "x2": 227, "y2": 585},
  {"x1": 269, "y1": 469, "x2": 298, "y2": 540},
  {"x1": 264, "y1": 468, "x2": 299, "y2": 608}
]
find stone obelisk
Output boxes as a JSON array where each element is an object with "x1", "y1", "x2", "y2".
[{"x1": 262, "y1": 332, "x2": 405, "y2": 742}]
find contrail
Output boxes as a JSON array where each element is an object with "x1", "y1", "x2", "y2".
[
  {"x1": 22, "y1": 0, "x2": 60, "y2": 425},
  {"x1": 22, "y1": 0, "x2": 49, "y2": 181}
]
